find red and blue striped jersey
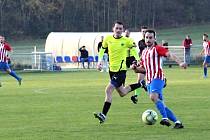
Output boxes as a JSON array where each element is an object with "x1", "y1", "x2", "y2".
[
  {"x1": 203, "y1": 41, "x2": 210, "y2": 56},
  {"x1": 0, "y1": 42, "x2": 12, "y2": 62},
  {"x1": 141, "y1": 45, "x2": 168, "y2": 84}
]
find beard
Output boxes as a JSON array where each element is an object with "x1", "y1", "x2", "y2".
[{"x1": 146, "y1": 42, "x2": 153, "y2": 47}]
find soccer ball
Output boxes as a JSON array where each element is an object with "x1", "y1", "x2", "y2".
[{"x1": 142, "y1": 109, "x2": 158, "y2": 125}]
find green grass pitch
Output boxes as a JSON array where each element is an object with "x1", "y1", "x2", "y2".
[{"x1": 0, "y1": 67, "x2": 210, "y2": 140}]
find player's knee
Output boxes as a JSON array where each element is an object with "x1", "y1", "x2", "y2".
[
  {"x1": 6, "y1": 69, "x2": 11, "y2": 73},
  {"x1": 150, "y1": 94, "x2": 158, "y2": 102},
  {"x1": 105, "y1": 90, "x2": 111, "y2": 96},
  {"x1": 117, "y1": 87, "x2": 129, "y2": 97},
  {"x1": 105, "y1": 92, "x2": 112, "y2": 102}
]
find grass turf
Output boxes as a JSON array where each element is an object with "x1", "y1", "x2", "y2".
[{"x1": 0, "y1": 67, "x2": 209, "y2": 140}]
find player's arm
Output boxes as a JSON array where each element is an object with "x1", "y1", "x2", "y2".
[
  {"x1": 157, "y1": 45, "x2": 187, "y2": 68},
  {"x1": 4, "y1": 42, "x2": 12, "y2": 52},
  {"x1": 166, "y1": 52, "x2": 187, "y2": 68},
  {"x1": 131, "y1": 59, "x2": 146, "y2": 74},
  {"x1": 132, "y1": 65, "x2": 146, "y2": 74}
]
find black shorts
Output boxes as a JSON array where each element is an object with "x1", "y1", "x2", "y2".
[
  {"x1": 109, "y1": 70, "x2": 126, "y2": 88},
  {"x1": 126, "y1": 56, "x2": 136, "y2": 68}
]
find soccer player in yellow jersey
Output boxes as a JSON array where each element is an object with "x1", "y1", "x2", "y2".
[{"x1": 94, "y1": 21, "x2": 144, "y2": 123}]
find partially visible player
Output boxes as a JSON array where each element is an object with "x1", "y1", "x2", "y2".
[
  {"x1": 138, "y1": 26, "x2": 148, "y2": 56},
  {"x1": 97, "y1": 36, "x2": 109, "y2": 72},
  {"x1": 200, "y1": 33, "x2": 210, "y2": 78},
  {"x1": 132, "y1": 29, "x2": 186, "y2": 129},
  {"x1": 94, "y1": 21, "x2": 145, "y2": 124},
  {"x1": 0, "y1": 35, "x2": 22, "y2": 86},
  {"x1": 130, "y1": 26, "x2": 148, "y2": 104}
]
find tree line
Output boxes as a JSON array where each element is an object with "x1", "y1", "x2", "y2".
[{"x1": 0, "y1": 0, "x2": 210, "y2": 38}]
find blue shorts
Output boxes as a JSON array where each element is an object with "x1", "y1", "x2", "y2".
[
  {"x1": 204, "y1": 56, "x2": 210, "y2": 64},
  {"x1": 109, "y1": 70, "x2": 126, "y2": 88},
  {"x1": 0, "y1": 62, "x2": 10, "y2": 70},
  {"x1": 147, "y1": 79, "x2": 164, "y2": 100}
]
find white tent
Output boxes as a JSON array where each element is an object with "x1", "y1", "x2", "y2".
[{"x1": 45, "y1": 32, "x2": 142, "y2": 68}]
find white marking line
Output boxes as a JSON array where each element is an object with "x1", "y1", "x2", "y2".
[{"x1": 33, "y1": 88, "x2": 48, "y2": 94}]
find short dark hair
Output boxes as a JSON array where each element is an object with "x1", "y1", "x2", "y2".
[
  {"x1": 113, "y1": 21, "x2": 124, "y2": 27},
  {"x1": 145, "y1": 29, "x2": 156, "y2": 38},
  {"x1": 203, "y1": 33, "x2": 208, "y2": 38}
]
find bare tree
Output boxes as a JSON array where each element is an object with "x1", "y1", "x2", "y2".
[{"x1": 0, "y1": 0, "x2": 6, "y2": 33}]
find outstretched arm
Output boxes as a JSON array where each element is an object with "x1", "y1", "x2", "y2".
[
  {"x1": 166, "y1": 52, "x2": 187, "y2": 68},
  {"x1": 4, "y1": 42, "x2": 12, "y2": 52}
]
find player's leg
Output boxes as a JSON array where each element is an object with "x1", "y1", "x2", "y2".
[
  {"x1": 131, "y1": 73, "x2": 147, "y2": 104},
  {"x1": 131, "y1": 73, "x2": 143, "y2": 104},
  {"x1": 0, "y1": 62, "x2": 3, "y2": 87},
  {"x1": 94, "y1": 83, "x2": 115, "y2": 123},
  {"x1": 5, "y1": 63, "x2": 22, "y2": 85},
  {"x1": 115, "y1": 71, "x2": 143, "y2": 97},
  {"x1": 164, "y1": 107, "x2": 184, "y2": 129},
  {"x1": 111, "y1": 70, "x2": 128, "y2": 96},
  {"x1": 203, "y1": 64, "x2": 208, "y2": 78},
  {"x1": 203, "y1": 56, "x2": 210, "y2": 78},
  {"x1": 103, "y1": 83, "x2": 115, "y2": 114},
  {"x1": 149, "y1": 79, "x2": 171, "y2": 126},
  {"x1": 94, "y1": 71, "x2": 119, "y2": 123},
  {"x1": 116, "y1": 81, "x2": 144, "y2": 97},
  {"x1": 203, "y1": 62, "x2": 208, "y2": 78},
  {"x1": 135, "y1": 73, "x2": 144, "y2": 96}
]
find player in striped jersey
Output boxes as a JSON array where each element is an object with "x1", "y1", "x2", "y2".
[
  {"x1": 132, "y1": 29, "x2": 186, "y2": 129},
  {"x1": 200, "y1": 33, "x2": 210, "y2": 78},
  {"x1": 0, "y1": 36, "x2": 22, "y2": 86}
]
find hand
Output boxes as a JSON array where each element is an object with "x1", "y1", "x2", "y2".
[
  {"x1": 131, "y1": 63, "x2": 137, "y2": 70},
  {"x1": 97, "y1": 62, "x2": 103, "y2": 71},
  {"x1": 179, "y1": 62, "x2": 187, "y2": 69},
  {"x1": 131, "y1": 60, "x2": 137, "y2": 70}
]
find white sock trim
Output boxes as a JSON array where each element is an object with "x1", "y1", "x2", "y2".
[{"x1": 175, "y1": 120, "x2": 181, "y2": 124}]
